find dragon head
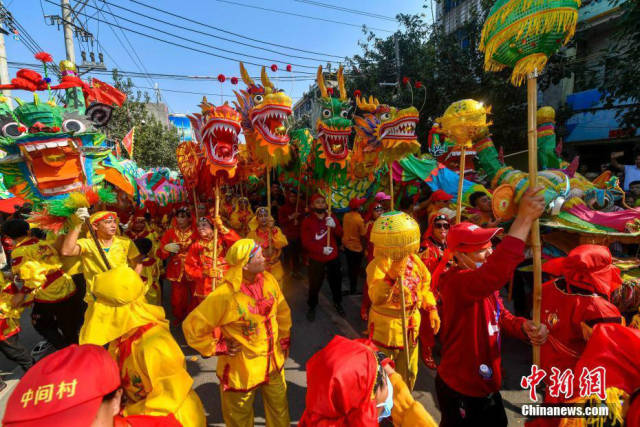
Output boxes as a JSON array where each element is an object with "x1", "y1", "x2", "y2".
[
  {"x1": 315, "y1": 65, "x2": 352, "y2": 169},
  {"x1": 188, "y1": 97, "x2": 242, "y2": 178},
  {"x1": 0, "y1": 93, "x2": 110, "y2": 200},
  {"x1": 234, "y1": 63, "x2": 292, "y2": 166}
]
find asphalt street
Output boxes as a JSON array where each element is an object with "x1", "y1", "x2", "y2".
[{"x1": 0, "y1": 259, "x2": 534, "y2": 425}]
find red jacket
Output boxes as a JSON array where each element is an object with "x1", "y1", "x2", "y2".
[
  {"x1": 278, "y1": 202, "x2": 302, "y2": 240},
  {"x1": 539, "y1": 279, "x2": 622, "y2": 401},
  {"x1": 300, "y1": 213, "x2": 343, "y2": 262},
  {"x1": 437, "y1": 235, "x2": 528, "y2": 397},
  {"x1": 157, "y1": 226, "x2": 196, "y2": 282}
]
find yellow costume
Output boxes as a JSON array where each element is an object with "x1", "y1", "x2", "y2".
[
  {"x1": 342, "y1": 211, "x2": 366, "y2": 253},
  {"x1": 247, "y1": 225, "x2": 288, "y2": 285},
  {"x1": 79, "y1": 266, "x2": 205, "y2": 427},
  {"x1": 76, "y1": 235, "x2": 140, "y2": 296},
  {"x1": 390, "y1": 372, "x2": 438, "y2": 426},
  {"x1": 0, "y1": 276, "x2": 29, "y2": 340},
  {"x1": 11, "y1": 237, "x2": 76, "y2": 303},
  {"x1": 183, "y1": 239, "x2": 291, "y2": 427},
  {"x1": 229, "y1": 199, "x2": 254, "y2": 237},
  {"x1": 367, "y1": 255, "x2": 435, "y2": 390},
  {"x1": 140, "y1": 256, "x2": 162, "y2": 305}
]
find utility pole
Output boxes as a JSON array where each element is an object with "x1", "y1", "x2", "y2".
[
  {"x1": 0, "y1": 1, "x2": 11, "y2": 106},
  {"x1": 61, "y1": 0, "x2": 75, "y2": 63}
]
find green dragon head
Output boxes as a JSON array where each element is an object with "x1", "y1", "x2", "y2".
[{"x1": 313, "y1": 65, "x2": 352, "y2": 173}]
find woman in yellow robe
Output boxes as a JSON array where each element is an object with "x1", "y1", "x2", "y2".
[
  {"x1": 79, "y1": 266, "x2": 205, "y2": 427},
  {"x1": 183, "y1": 239, "x2": 292, "y2": 427},
  {"x1": 246, "y1": 207, "x2": 288, "y2": 285},
  {"x1": 229, "y1": 197, "x2": 254, "y2": 237}
]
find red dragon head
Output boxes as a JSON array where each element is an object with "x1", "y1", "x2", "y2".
[{"x1": 188, "y1": 98, "x2": 242, "y2": 179}]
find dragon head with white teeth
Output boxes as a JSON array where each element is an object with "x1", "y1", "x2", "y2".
[
  {"x1": 188, "y1": 97, "x2": 242, "y2": 179},
  {"x1": 234, "y1": 63, "x2": 292, "y2": 168},
  {"x1": 312, "y1": 65, "x2": 353, "y2": 178}
]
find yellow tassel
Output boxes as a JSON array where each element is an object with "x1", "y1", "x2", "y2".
[
  {"x1": 370, "y1": 211, "x2": 421, "y2": 261},
  {"x1": 511, "y1": 53, "x2": 550, "y2": 85},
  {"x1": 65, "y1": 192, "x2": 89, "y2": 209}
]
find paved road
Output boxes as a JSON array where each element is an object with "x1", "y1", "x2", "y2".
[{"x1": 0, "y1": 260, "x2": 533, "y2": 425}]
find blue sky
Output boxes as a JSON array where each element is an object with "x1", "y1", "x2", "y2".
[{"x1": 5, "y1": 0, "x2": 430, "y2": 114}]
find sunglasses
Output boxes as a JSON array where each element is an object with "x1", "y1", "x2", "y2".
[
  {"x1": 434, "y1": 222, "x2": 450, "y2": 230},
  {"x1": 373, "y1": 206, "x2": 384, "y2": 211}
]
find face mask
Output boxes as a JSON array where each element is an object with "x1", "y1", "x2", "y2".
[
  {"x1": 377, "y1": 375, "x2": 394, "y2": 421},
  {"x1": 475, "y1": 261, "x2": 484, "y2": 269},
  {"x1": 314, "y1": 208, "x2": 326, "y2": 214}
]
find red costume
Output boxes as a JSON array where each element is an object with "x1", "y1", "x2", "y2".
[
  {"x1": 438, "y1": 234, "x2": 528, "y2": 398},
  {"x1": 300, "y1": 211, "x2": 343, "y2": 263},
  {"x1": 184, "y1": 220, "x2": 239, "y2": 307},
  {"x1": 278, "y1": 200, "x2": 302, "y2": 242},
  {"x1": 157, "y1": 222, "x2": 197, "y2": 321}
]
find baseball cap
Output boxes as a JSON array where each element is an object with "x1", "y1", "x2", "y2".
[
  {"x1": 349, "y1": 197, "x2": 367, "y2": 210},
  {"x1": 375, "y1": 192, "x2": 391, "y2": 201},
  {"x1": 3, "y1": 344, "x2": 121, "y2": 427},
  {"x1": 447, "y1": 222, "x2": 502, "y2": 253}
]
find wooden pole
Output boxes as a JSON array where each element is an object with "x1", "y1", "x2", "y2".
[
  {"x1": 266, "y1": 165, "x2": 272, "y2": 242},
  {"x1": 397, "y1": 257, "x2": 410, "y2": 371},
  {"x1": 389, "y1": 166, "x2": 395, "y2": 211},
  {"x1": 326, "y1": 186, "x2": 332, "y2": 247},
  {"x1": 212, "y1": 181, "x2": 220, "y2": 289},
  {"x1": 193, "y1": 188, "x2": 199, "y2": 222},
  {"x1": 528, "y1": 75, "x2": 542, "y2": 366},
  {"x1": 455, "y1": 146, "x2": 467, "y2": 224},
  {"x1": 84, "y1": 218, "x2": 111, "y2": 271}
]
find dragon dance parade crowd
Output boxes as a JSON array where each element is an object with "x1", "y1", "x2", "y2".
[{"x1": 0, "y1": 174, "x2": 637, "y2": 427}]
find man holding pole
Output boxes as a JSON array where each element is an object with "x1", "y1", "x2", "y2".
[
  {"x1": 61, "y1": 210, "x2": 142, "y2": 297},
  {"x1": 434, "y1": 187, "x2": 548, "y2": 427},
  {"x1": 366, "y1": 211, "x2": 440, "y2": 391}
]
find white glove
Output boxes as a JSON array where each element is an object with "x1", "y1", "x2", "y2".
[
  {"x1": 322, "y1": 246, "x2": 334, "y2": 256},
  {"x1": 75, "y1": 207, "x2": 90, "y2": 221},
  {"x1": 164, "y1": 243, "x2": 181, "y2": 254},
  {"x1": 325, "y1": 216, "x2": 336, "y2": 228}
]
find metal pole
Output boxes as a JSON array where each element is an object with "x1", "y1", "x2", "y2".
[
  {"x1": 0, "y1": 1, "x2": 11, "y2": 107},
  {"x1": 61, "y1": 0, "x2": 76, "y2": 63}
]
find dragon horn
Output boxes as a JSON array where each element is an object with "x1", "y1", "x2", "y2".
[
  {"x1": 337, "y1": 65, "x2": 347, "y2": 100},
  {"x1": 260, "y1": 67, "x2": 274, "y2": 89},
  {"x1": 239, "y1": 62, "x2": 254, "y2": 87},
  {"x1": 316, "y1": 65, "x2": 328, "y2": 98}
]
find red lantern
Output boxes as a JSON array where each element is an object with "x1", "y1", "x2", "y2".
[
  {"x1": 230, "y1": 77, "x2": 239, "y2": 85},
  {"x1": 270, "y1": 64, "x2": 278, "y2": 72},
  {"x1": 286, "y1": 64, "x2": 292, "y2": 72},
  {"x1": 415, "y1": 81, "x2": 423, "y2": 89},
  {"x1": 217, "y1": 74, "x2": 226, "y2": 83},
  {"x1": 353, "y1": 89, "x2": 362, "y2": 98},
  {"x1": 402, "y1": 76, "x2": 410, "y2": 85},
  {"x1": 327, "y1": 87, "x2": 334, "y2": 96}
]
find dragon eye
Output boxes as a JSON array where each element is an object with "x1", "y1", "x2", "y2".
[
  {"x1": 380, "y1": 112, "x2": 391, "y2": 120},
  {"x1": 62, "y1": 119, "x2": 85, "y2": 133},
  {"x1": 340, "y1": 110, "x2": 349, "y2": 119},
  {"x1": 2, "y1": 122, "x2": 25, "y2": 138},
  {"x1": 322, "y1": 109, "x2": 332, "y2": 118},
  {"x1": 253, "y1": 95, "x2": 264, "y2": 103}
]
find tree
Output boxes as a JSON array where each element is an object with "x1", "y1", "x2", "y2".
[
  {"x1": 103, "y1": 70, "x2": 180, "y2": 169},
  {"x1": 345, "y1": 1, "x2": 559, "y2": 153}
]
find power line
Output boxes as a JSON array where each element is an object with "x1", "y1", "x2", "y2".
[
  {"x1": 83, "y1": 1, "x2": 320, "y2": 70},
  {"x1": 213, "y1": 0, "x2": 393, "y2": 33},
  {"x1": 294, "y1": 0, "x2": 396, "y2": 22},
  {"x1": 42, "y1": 0, "x2": 316, "y2": 74},
  {"x1": 95, "y1": 0, "x2": 334, "y2": 63},
  {"x1": 128, "y1": 0, "x2": 343, "y2": 59}
]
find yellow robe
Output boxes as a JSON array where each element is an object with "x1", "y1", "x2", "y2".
[
  {"x1": 76, "y1": 236, "x2": 140, "y2": 296},
  {"x1": 390, "y1": 372, "x2": 438, "y2": 426},
  {"x1": 246, "y1": 227, "x2": 288, "y2": 285},
  {"x1": 140, "y1": 257, "x2": 162, "y2": 305},
  {"x1": 182, "y1": 271, "x2": 292, "y2": 392},
  {"x1": 367, "y1": 254, "x2": 435, "y2": 349},
  {"x1": 12, "y1": 238, "x2": 76, "y2": 303},
  {"x1": 109, "y1": 323, "x2": 205, "y2": 427}
]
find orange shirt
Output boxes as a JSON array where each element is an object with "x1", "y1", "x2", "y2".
[{"x1": 342, "y1": 211, "x2": 366, "y2": 253}]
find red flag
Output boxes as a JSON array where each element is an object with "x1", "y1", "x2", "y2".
[
  {"x1": 89, "y1": 78, "x2": 127, "y2": 106},
  {"x1": 121, "y1": 127, "x2": 135, "y2": 159}
]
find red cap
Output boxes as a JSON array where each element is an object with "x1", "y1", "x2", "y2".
[
  {"x1": 3, "y1": 344, "x2": 121, "y2": 427},
  {"x1": 348, "y1": 197, "x2": 367, "y2": 210},
  {"x1": 446, "y1": 222, "x2": 501, "y2": 253},
  {"x1": 429, "y1": 190, "x2": 453, "y2": 202},
  {"x1": 310, "y1": 193, "x2": 325, "y2": 205},
  {"x1": 542, "y1": 244, "x2": 621, "y2": 298}
]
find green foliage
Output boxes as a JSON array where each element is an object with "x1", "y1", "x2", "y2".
[
  {"x1": 103, "y1": 70, "x2": 180, "y2": 169},
  {"x1": 599, "y1": 0, "x2": 640, "y2": 127},
  {"x1": 346, "y1": 1, "x2": 545, "y2": 153}
]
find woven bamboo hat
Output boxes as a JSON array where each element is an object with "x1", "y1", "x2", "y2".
[{"x1": 370, "y1": 211, "x2": 420, "y2": 260}]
